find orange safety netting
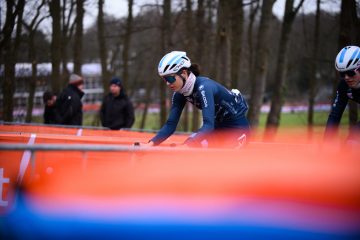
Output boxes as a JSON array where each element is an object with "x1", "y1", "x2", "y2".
[{"x1": 1, "y1": 124, "x2": 360, "y2": 237}]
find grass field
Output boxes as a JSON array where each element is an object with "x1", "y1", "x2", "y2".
[
  {"x1": 34, "y1": 109, "x2": 349, "y2": 129},
  {"x1": 31, "y1": 109, "x2": 352, "y2": 140}
]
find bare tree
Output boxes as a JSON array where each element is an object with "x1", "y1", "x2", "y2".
[
  {"x1": 122, "y1": 0, "x2": 134, "y2": 90},
  {"x1": 181, "y1": 0, "x2": 194, "y2": 132},
  {"x1": 229, "y1": 0, "x2": 244, "y2": 89},
  {"x1": 98, "y1": 0, "x2": 110, "y2": 92},
  {"x1": 60, "y1": 0, "x2": 76, "y2": 85},
  {"x1": 23, "y1": 0, "x2": 48, "y2": 122},
  {"x1": 159, "y1": 0, "x2": 172, "y2": 126},
  {"x1": 0, "y1": 1, "x2": 17, "y2": 52},
  {"x1": 140, "y1": 76, "x2": 152, "y2": 130},
  {"x1": 247, "y1": 1, "x2": 260, "y2": 81},
  {"x1": 1, "y1": 0, "x2": 25, "y2": 121},
  {"x1": 211, "y1": 0, "x2": 229, "y2": 85},
  {"x1": 307, "y1": 0, "x2": 321, "y2": 135},
  {"x1": 73, "y1": 0, "x2": 85, "y2": 74},
  {"x1": 265, "y1": 0, "x2": 305, "y2": 139},
  {"x1": 49, "y1": 0, "x2": 61, "y2": 93},
  {"x1": 247, "y1": 0, "x2": 276, "y2": 127},
  {"x1": 338, "y1": 0, "x2": 360, "y2": 127},
  {"x1": 190, "y1": 0, "x2": 207, "y2": 131},
  {"x1": 203, "y1": 0, "x2": 215, "y2": 73}
]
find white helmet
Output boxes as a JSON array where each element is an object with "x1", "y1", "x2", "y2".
[
  {"x1": 158, "y1": 51, "x2": 191, "y2": 76},
  {"x1": 335, "y1": 46, "x2": 360, "y2": 71}
]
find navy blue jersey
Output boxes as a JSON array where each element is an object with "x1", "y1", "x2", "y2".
[
  {"x1": 326, "y1": 79, "x2": 360, "y2": 128},
  {"x1": 150, "y1": 76, "x2": 249, "y2": 145}
]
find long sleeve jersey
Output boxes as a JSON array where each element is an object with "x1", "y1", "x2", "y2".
[
  {"x1": 150, "y1": 76, "x2": 249, "y2": 145},
  {"x1": 326, "y1": 79, "x2": 360, "y2": 131}
]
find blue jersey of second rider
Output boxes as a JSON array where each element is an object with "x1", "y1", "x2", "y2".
[
  {"x1": 151, "y1": 76, "x2": 248, "y2": 145},
  {"x1": 326, "y1": 79, "x2": 360, "y2": 128}
]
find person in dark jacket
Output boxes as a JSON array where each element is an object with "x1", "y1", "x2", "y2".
[
  {"x1": 100, "y1": 77, "x2": 135, "y2": 130},
  {"x1": 43, "y1": 91, "x2": 59, "y2": 124},
  {"x1": 55, "y1": 73, "x2": 85, "y2": 126}
]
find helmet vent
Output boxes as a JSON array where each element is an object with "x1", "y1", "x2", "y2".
[
  {"x1": 169, "y1": 64, "x2": 177, "y2": 70},
  {"x1": 346, "y1": 60, "x2": 353, "y2": 69},
  {"x1": 164, "y1": 65, "x2": 170, "y2": 72},
  {"x1": 353, "y1": 58, "x2": 359, "y2": 65}
]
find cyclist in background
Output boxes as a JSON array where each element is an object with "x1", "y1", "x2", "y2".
[{"x1": 325, "y1": 45, "x2": 360, "y2": 142}]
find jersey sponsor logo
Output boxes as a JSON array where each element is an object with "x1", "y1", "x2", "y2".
[
  {"x1": 201, "y1": 90, "x2": 208, "y2": 107},
  {"x1": 333, "y1": 91, "x2": 339, "y2": 107},
  {"x1": 173, "y1": 59, "x2": 185, "y2": 72},
  {"x1": 171, "y1": 93, "x2": 176, "y2": 104}
]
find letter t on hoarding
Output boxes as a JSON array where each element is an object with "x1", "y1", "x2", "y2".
[{"x1": 0, "y1": 168, "x2": 9, "y2": 207}]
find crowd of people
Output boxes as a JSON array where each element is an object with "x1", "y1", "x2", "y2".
[
  {"x1": 43, "y1": 74, "x2": 135, "y2": 130},
  {"x1": 43, "y1": 45, "x2": 360, "y2": 147}
]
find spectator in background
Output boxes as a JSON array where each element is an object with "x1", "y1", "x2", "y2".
[
  {"x1": 55, "y1": 73, "x2": 85, "y2": 126},
  {"x1": 43, "y1": 91, "x2": 59, "y2": 124},
  {"x1": 100, "y1": 77, "x2": 135, "y2": 130}
]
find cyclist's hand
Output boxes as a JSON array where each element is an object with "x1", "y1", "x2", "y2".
[{"x1": 134, "y1": 141, "x2": 154, "y2": 147}]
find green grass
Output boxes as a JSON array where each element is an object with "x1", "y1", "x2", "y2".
[
  {"x1": 30, "y1": 109, "x2": 352, "y2": 137},
  {"x1": 130, "y1": 110, "x2": 354, "y2": 140}
]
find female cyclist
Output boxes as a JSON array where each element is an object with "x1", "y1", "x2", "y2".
[{"x1": 141, "y1": 51, "x2": 250, "y2": 148}]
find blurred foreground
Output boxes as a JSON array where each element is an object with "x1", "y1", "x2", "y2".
[{"x1": 0, "y1": 123, "x2": 359, "y2": 239}]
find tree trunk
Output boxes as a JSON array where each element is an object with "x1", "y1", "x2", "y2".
[
  {"x1": 3, "y1": 55, "x2": 16, "y2": 122},
  {"x1": 60, "y1": 0, "x2": 76, "y2": 87},
  {"x1": 0, "y1": 1, "x2": 16, "y2": 54},
  {"x1": 122, "y1": 0, "x2": 134, "y2": 90},
  {"x1": 212, "y1": 0, "x2": 229, "y2": 85},
  {"x1": 181, "y1": 0, "x2": 194, "y2": 132},
  {"x1": 24, "y1": 0, "x2": 47, "y2": 123},
  {"x1": 49, "y1": 0, "x2": 62, "y2": 93},
  {"x1": 247, "y1": 0, "x2": 276, "y2": 127},
  {"x1": 247, "y1": 1, "x2": 260, "y2": 81},
  {"x1": 307, "y1": 0, "x2": 321, "y2": 137},
  {"x1": 338, "y1": 0, "x2": 359, "y2": 127},
  {"x1": 2, "y1": 0, "x2": 25, "y2": 121},
  {"x1": 73, "y1": 0, "x2": 84, "y2": 74},
  {"x1": 229, "y1": 0, "x2": 244, "y2": 89},
  {"x1": 265, "y1": 0, "x2": 305, "y2": 139},
  {"x1": 204, "y1": 0, "x2": 215, "y2": 72},
  {"x1": 1, "y1": 0, "x2": 16, "y2": 121},
  {"x1": 140, "y1": 78, "x2": 153, "y2": 130},
  {"x1": 25, "y1": 31, "x2": 37, "y2": 123},
  {"x1": 190, "y1": 0, "x2": 206, "y2": 131},
  {"x1": 26, "y1": 60, "x2": 37, "y2": 123},
  {"x1": 159, "y1": 0, "x2": 172, "y2": 126},
  {"x1": 98, "y1": 0, "x2": 109, "y2": 93}
]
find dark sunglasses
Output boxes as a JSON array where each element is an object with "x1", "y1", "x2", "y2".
[
  {"x1": 339, "y1": 68, "x2": 359, "y2": 78},
  {"x1": 162, "y1": 75, "x2": 176, "y2": 84}
]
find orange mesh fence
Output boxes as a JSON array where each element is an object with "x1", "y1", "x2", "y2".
[{"x1": 1, "y1": 124, "x2": 360, "y2": 238}]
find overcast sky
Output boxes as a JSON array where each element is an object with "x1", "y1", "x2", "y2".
[
  {"x1": 83, "y1": 0, "x2": 341, "y2": 29},
  {"x1": 34, "y1": 0, "x2": 340, "y2": 31}
]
